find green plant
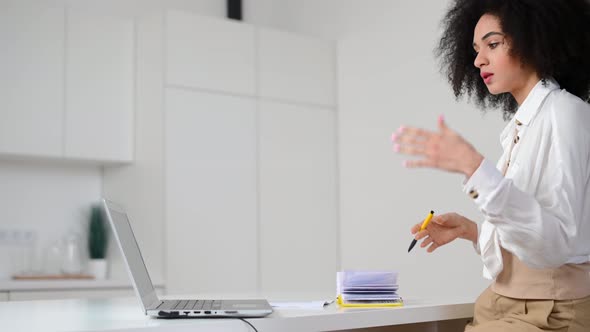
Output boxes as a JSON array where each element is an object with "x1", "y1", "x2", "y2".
[{"x1": 88, "y1": 205, "x2": 108, "y2": 259}]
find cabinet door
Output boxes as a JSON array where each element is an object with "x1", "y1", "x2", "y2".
[
  {"x1": 64, "y1": 8, "x2": 134, "y2": 162},
  {"x1": 258, "y1": 28, "x2": 336, "y2": 107},
  {"x1": 0, "y1": 4, "x2": 64, "y2": 157},
  {"x1": 165, "y1": 88, "x2": 258, "y2": 294},
  {"x1": 258, "y1": 100, "x2": 338, "y2": 293},
  {"x1": 165, "y1": 10, "x2": 256, "y2": 95},
  {"x1": 0, "y1": 291, "x2": 7, "y2": 301}
]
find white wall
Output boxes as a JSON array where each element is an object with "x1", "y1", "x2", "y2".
[{"x1": 337, "y1": 0, "x2": 507, "y2": 300}]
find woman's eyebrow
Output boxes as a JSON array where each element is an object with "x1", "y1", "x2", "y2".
[
  {"x1": 472, "y1": 31, "x2": 504, "y2": 48},
  {"x1": 481, "y1": 31, "x2": 504, "y2": 40}
]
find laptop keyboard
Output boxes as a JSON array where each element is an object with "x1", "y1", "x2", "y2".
[{"x1": 158, "y1": 299, "x2": 222, "y2": 311}]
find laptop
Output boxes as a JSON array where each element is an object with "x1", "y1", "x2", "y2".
[{"x1": 102, "y1": 199, "x2": 273, "y2": 318}]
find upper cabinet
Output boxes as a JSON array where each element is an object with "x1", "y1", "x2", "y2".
[
  {"x1": 165, "y1": 10, "x2": 256, "y2": 95},
  {"x1": 258, "y1": 29, "x2": 336, "y2": 107},
  {"x1": 164, "y1": 10, "x2": 336, "y2": 107},
  {"x1": 0, "y1": 4, "x2": 64, "y2": 157},
  {"x1": 64, "y1": 9, "x2": 134, "y2": 162},
  {"x1": 0, "y1": 4, "x2": 134, "y2": 163}
]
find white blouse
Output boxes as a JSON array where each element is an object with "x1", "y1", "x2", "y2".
[{"x1": 463, "y1": 78, "x2": 590, "y2": 280}]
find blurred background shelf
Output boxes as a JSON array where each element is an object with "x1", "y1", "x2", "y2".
[
  {"x1": 11, "y1": 274, "x2": 94, "y2": 281},
  {"x1": 0, "y1": 278, "x2": 165, "y2": 291},
  {"x1": 0, "y1": 278, "x2": 165, "y2": 301}
]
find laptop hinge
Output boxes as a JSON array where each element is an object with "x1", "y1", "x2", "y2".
[{"x1": 149, "y1": 299, "x2": 164, "y2": 311}]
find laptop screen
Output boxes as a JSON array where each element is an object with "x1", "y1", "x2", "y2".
[{"x1": 103, "y1": 200, "x2": 158, "y2": 310}]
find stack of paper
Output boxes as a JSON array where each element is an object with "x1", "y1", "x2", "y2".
[{"x1": 336, "y1": 271, "x2": 402, "y2": 307}]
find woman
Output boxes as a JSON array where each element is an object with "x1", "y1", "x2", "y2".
[{"x1": 392, "y1": 0, "x2": 590, "y2": 331}]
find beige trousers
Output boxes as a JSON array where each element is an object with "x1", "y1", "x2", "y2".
[{"x1": 465, "y1": 287, "x2": 590, "y2": 332}]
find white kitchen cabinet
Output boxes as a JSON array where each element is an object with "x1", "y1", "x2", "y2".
[
  {"x1": 0, "y1": 4, "x2": 64, "y2": 157},
  {"x1": 258, "y1": 100, "x2": 338, "y2": 293},
  {"x1": 104, "y1": 10, "x2": 338, "y2": 296},
  {"x1": 258, "y1": 28, "x2": 336, "y2": 107},
  {"x1": 0, "y1": 292, "x2": 7, "y2": 301},
  {"x1": 0, "y1": 5, "x2": 134, "y2": 163},
  {"x1": 165, "y1": 10, "x2": 256, "y2": 95},
  {"x1": 64, "y1": 8, "x2": 134, "y2": 162},
  {"x1": 164, "y1": 88, "x2": 258, "y2": 295}
]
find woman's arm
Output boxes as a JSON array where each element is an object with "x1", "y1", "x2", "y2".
[{"x1": 393, "y1": 108, "x2": 589, "y2": 269}]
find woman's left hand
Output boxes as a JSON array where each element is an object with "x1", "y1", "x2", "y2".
[{"x1": 391, "y1": 115, "x2": 484, "y2": 178}]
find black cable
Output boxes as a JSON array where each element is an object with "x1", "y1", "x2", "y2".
[{"x1": 239, "y1": 318, "x2": 259, "y2": 332}]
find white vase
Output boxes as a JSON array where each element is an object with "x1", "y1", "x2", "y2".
[{"x1": 87, "y1": 259, "x2": 108, "y2": 279}]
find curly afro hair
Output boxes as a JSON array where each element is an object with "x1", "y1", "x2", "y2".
[{"x1": 435, "y1": 0, "x2": 590, "y2": 120}]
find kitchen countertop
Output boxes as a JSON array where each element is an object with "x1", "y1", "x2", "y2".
[{"x1": 0, "y1": 279, "x2": 164, "y2": 291}]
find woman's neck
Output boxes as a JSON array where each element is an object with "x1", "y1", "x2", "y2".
[{"x1": 512, "y1": 73, "x2": 542, "y2": 106}]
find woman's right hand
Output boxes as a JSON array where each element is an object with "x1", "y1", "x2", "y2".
[{"x1": 410, "y1": 212, "x2": 477, "y2": 253}]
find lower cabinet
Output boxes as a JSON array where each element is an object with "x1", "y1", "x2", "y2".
[{"x1": 0, "y1": 291, "x2": 8, "y2": 301}]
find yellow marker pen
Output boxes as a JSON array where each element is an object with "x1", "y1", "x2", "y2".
[{"x1": 408, "y1": 210, "x2": 434, "y2": 253}]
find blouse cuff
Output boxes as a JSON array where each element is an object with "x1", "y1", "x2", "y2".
[{"x1": 462, "y1": 158, "x2": 504, "y2": 207}]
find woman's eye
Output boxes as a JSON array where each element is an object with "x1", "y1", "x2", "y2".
[{"x1": 489, "y1": 42, "x2": 499, "y2": 49}]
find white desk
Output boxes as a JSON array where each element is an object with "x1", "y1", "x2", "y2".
[{"x1": 0, "y1": 295, "x2": 474, "y2": 332}]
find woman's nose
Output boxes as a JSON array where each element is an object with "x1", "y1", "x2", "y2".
[{"x1": 474, "y1": 51, "x2": 487, "y2": 68}]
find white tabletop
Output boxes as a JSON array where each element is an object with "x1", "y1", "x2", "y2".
[{"x1": 0, "y1": 294, "x2": 475, "y2": 332}]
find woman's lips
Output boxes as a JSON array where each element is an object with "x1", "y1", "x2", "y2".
[{"x1": 481, "y1": 72, "x2": 494, "y2": 84}]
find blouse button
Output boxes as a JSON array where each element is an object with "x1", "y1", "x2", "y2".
[{"x1": 468, "y1": 189, "x2": 479, "y2": 199}]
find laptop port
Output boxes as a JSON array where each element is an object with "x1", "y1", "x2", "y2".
[
  {"x1": 193, "y1": 311, "x2": 200, "y2": 314},
  {"x1": 204, "y1": 311, "x2": 211, "y2": 314},
  {"x1": 183, "y1": 311, "x2": 190, "y2": 315},
  {"x1": 225, "y1": 310, "x2": 238, "y2": 314}
]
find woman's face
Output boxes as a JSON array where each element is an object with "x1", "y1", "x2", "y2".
[{"x1": 472, "y1": 14, "x2": 537, "y2": 101}]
